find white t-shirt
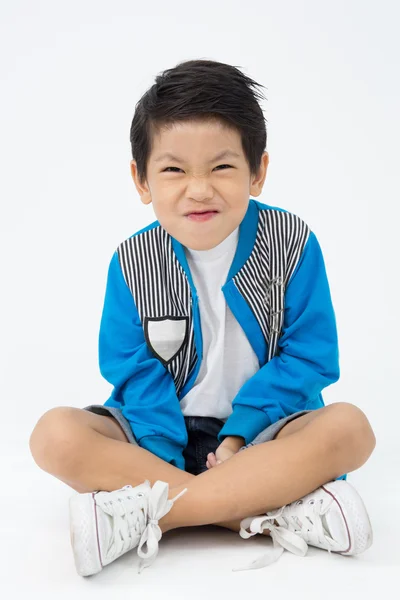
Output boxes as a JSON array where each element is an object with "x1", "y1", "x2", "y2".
[{"x1": 180, "y1": 227, "x2": 260, "y2": 421}]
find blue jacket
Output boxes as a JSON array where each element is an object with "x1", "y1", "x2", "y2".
[{"x1": 99, "y1": 199, "x2": 340, "y2": 470}]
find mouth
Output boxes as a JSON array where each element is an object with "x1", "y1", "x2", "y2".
[
  {"x1": 185, "y1": 209, "x2": 220, "y2": 215},
  {"x1": 185, "y1": 210, "x2": 219, "y2": 222}
]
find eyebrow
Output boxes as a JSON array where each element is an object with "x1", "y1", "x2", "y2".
[{"x1": 154, "y1": 150, "x2": 241, "y2": 163}]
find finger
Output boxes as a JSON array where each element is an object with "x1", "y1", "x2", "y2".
[{"x1": 207, "y1": 452, "x2": 217, "y2": 467}]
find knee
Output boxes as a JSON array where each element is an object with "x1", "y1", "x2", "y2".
[
  {"x1": 29, "y1": 406, "x2": 84, "y2": 474},
  {"x1": 327, "y1": 402, "x2": 376, "y2": 461}
]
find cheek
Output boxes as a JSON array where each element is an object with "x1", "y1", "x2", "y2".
[{"x1": 150, "y1": 203, "x2": 179, "y2": 233}]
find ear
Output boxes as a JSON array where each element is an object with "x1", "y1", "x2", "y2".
[
  {"x1": 249, "y1": 152, "x2": 269, "y2": 197},
  {"x1": 130, "y1": 160, "x2": 152, "y2": 205}
]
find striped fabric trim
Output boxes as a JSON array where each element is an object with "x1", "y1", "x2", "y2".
[
  {"x1": 117, "y1": 226, "x2": 197, "y2": 395},
  {"x1": 232, "y1": 209, "x2": 310, "y2": 360},
  {"x1": 116, "y1": 207, "x2": 310, "y2": 395}
]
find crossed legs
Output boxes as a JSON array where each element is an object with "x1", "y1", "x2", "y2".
[
  {"x1": 158, "y1": 403, "x2": 376, "y2": 533},
  {"x1": 29, "y1": 403, "x2": 376, "y2": 536}
]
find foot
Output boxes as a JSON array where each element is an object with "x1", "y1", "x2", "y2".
[
  {"x1": 233, "y1": 480, "x2": 373, "y2": 571},
  {"x1": 69, "y1": 480, "x2": 187, "y2": 576}
]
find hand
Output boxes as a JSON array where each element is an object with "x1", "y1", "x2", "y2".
[
  {"x1": 206, "y1": 446, "x2": 234, "y2": 469},
  {"x1": 206, "y1": 439, "x2": 244, "y2": 469}
]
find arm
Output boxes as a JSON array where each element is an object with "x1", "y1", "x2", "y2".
[
  {"x1": 98, "y1": 250, "x2": 188, "y2": 469},
  {"x1": 217, "y1": 231, "x2": 340, "y2": 445}
]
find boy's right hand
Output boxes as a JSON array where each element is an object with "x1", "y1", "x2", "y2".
[{"x1": 206, "y1": 446, "x2": 237, "y2": 469}]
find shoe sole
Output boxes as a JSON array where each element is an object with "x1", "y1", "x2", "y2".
[
  {"x1": 69, "y1": 492, "x2": 102, "y2": 576},
  {"x1": 322, "y1": 480, "x2": 373, "y2": 555}
]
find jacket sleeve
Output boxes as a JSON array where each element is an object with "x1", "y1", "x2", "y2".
[
  {"x1": 98, "y1": 250, "x2": 188, "y2": 469},
  {"x1": 217, "y1": 230, "x2": 340, "y2": 445}
]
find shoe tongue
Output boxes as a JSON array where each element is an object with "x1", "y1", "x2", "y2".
[
  {"x1": 99, "y1": 486, "x2": 148, "y2": 551},
  {"x1": 103, "y1": 512, "x2": 113, "y2": 540},
  {"x1": 322, "y1": 507, "x2": 348, "y2": 547}
]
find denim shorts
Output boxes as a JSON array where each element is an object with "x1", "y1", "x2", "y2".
[{"x1": 82, "y1": 405, "x2": 314, "y2": 476}]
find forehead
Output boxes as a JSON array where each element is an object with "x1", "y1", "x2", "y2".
[{"x1": 149, "y1": 119, "x2": 243, "y2": 161}]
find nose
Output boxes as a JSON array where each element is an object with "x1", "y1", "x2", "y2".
[{"x1": 186, "y1": 175, "x2": 214, "y2": 202}]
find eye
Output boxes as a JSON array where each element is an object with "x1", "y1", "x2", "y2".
[
  {"x1": 214, "y1": 164, "x2": 232, "y2": 170},
  {"x1": 162, "y1": 164, "x2": 232, "y2": 173}
]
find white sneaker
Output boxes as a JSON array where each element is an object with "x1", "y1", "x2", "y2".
[
  {"x1": 233, "y1": 480, "x2": 373, "y2": 571},
  {"x1": 69, "y1": 480, "x2": 187, "y2": 576}
]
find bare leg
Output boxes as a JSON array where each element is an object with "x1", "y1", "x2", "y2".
[
  {"x1": 159, "y1": 403, "x2": 376, "y2": 533},
  {"x1": 28, "y1": 407, "x2": 252, "y2": 534},
  {"x1": 29, "y1": 407, "x2": 195, "y2": 493}
]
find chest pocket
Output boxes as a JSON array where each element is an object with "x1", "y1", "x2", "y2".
[{"x1": 144, "y1": 316, "x2": 189, "y2": 367}]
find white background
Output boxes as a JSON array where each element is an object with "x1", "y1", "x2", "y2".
[{"x1": 1, "y1": 0, "x2": 399, "y2": 597}]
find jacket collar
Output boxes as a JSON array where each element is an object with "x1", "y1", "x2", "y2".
[{"x1": 171, "y1": 198, "x2": 259, "y2": 293}]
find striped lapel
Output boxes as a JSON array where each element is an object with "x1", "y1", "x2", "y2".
[{"x1": 116, "y1": 201, "x2": 310, "y2": 395}]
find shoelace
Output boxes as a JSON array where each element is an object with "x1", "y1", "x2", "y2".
[
  {"x1": 136, "y1": 482, "x2": 188, "y2": 573},
  {"x1": 232, "y1": 496, "x2": 335, "y2": 571},
  {"x1": 100, "y1": 482, "x2": 187, "y2": 574}
]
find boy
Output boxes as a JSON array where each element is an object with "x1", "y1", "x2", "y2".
[{"x1": 29, "y1": 59, "x2": 376, "y2": 576}]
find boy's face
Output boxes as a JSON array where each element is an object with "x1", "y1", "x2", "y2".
[{"x1": 130, "y1": 119, "x2": 269, "y2": 250}]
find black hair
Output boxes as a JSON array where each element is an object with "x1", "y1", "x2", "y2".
[{"x1": 129, "y1": 59, "x2": 268, "y2": 185}]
